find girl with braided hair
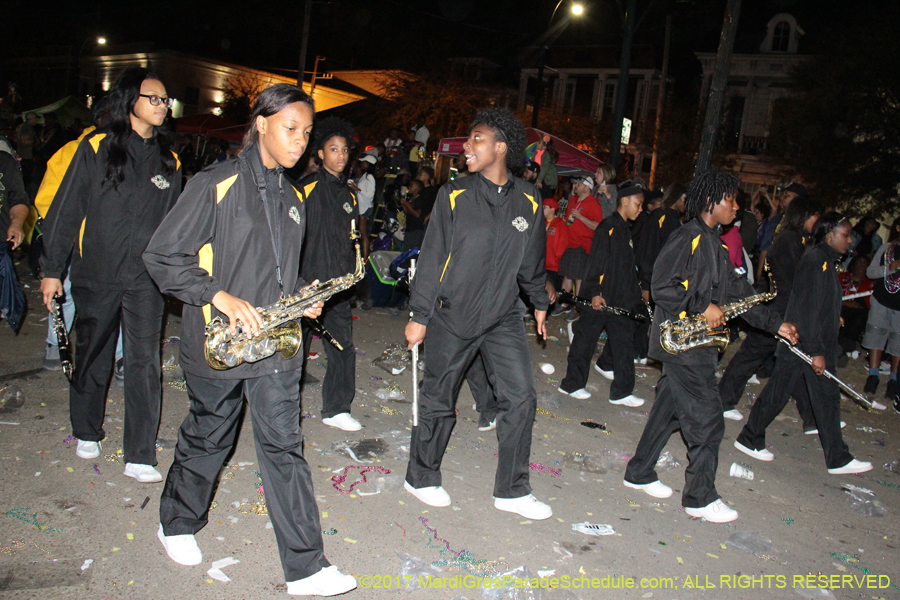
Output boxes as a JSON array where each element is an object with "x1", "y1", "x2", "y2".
[{"x1": 623, "y1": 169, "x2": 797, "y2": 523}]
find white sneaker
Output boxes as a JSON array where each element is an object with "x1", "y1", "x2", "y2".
[
  {"x1": 593, "y1": 365, "x2": 614, "y2": 380},
  {"x1": 287, "y1": 565, "x2": 358, "y2": 596},
  {"x1": 685, "y1": 499, "x2": 738, "y2": 523},
  {"x1": 623, "y1": 479, "x2": 673, "y2": 499},
  {"x1": 609, "y1": 394, "x2": 644, "y2": 407},
  {"x1": 804, "y1": 421, "x2": 846, "y2": 435},
  {"x1": 494, "y1": 494, "x2": 552, "y2": 520},
  {"x1": 747, "y1": 374, "x2": 761, "y2": 385},
  {"x1": 563, "y1": 388, "x2": 591, "y2": 400},
  {"x1": 828, "y1": 459, "x2": 873, "y2": 475},
  {"x1": 76, "y1": 439, "x2": 101, "y2": 459},
  {"x1": 321, "y1": 413, "x2": 362, "y2": 432},
  {"x1": 733, "y1": 440, "x2": 774, "y2": 462},
  {"x1": 123, "y1": 463, "x2": 163, "y2": 483},
  {"x1": 158, "y1": 523, "x2": 202, "y2": 566},
  {"x1": 404, "y1": 481, "x2": 451, "y2": 507},
  {"x1": 634, "y1": 357, "x2": 648, "y2": 365},
  {"x1": 723, "y1": 409, "x2": 744, "y2": 421},
  {"x1": 477, "y1": 419, "x2": 497, "y2": 432}
]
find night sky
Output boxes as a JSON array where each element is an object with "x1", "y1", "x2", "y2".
[{"x1": 4, "y1": 0, "x2": 894, "y2": 97}]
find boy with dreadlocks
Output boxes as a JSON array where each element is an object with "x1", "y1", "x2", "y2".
[
  {"x1": 623, "y1": 169, "x2": 797, "y2": 523},
  {"x1": 404, "y1": 108, "x2": 552, "y2": 519},
  {"x1": 297, "y1": 117, "x2": 362, "y2": 432}
]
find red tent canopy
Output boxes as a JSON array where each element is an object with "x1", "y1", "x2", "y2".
[
  {"x1": 174, "y1": 114, "x2": 246, "y2": 143},
  {"x1": 436, "y1": 127, "x2": 600, "y2": 176}
]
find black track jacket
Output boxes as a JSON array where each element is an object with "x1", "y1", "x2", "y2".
[
  {"x1": 582, "y1": 211, "x2": 642, "y2": 311},
  {"x1": 298, "y1": 169, "x2": 358, "y2": 283},
  {"x1": 776, "y1": 242, "x2": 841, "y2": 365},
  {"x1": 409, "y1": 172, "x2": 549, "y2": 340},
  {"x1": 766, "y1": 228, "x2": 807, "y2": 317},
  {"x1": 144, "y1": 144, "x2": 308, "y2": 379},
  {"x1": 649, "y1": 217, "x2": 781, "y2": 366},
  {"x1": 41, "y1": 129, "x2": 182, "y2": 288}
]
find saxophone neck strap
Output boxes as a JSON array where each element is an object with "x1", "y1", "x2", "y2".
[{"x1": 247, "y1": 144, "x2": 285, "y2": 297}]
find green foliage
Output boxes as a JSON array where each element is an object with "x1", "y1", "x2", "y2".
[{"x1": 769, "y1": 22, "x2": 900, "y2": 217}]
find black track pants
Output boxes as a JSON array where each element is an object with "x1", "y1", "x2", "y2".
[
  {"x1": 562, "y1": 309, "x2": 635, "y2": 400},
  {"x1": 736, "y1": 354, "x2": 853, "y2": 469},
  {"x1": 159, "y1": 369, "x2": 329, "y2": 582},
  {"x1": 624, "y1": 363, "x2": 724, "y2": 509},
  {"x1": 69, "y1": 285, "x2": 163, "y2": 465},
  {"x1": 303, "y1": 296, "x2": 355, "y2": 418},
  {"x1": 406, "y1": 311, "x2": 536, "y2": 498}
]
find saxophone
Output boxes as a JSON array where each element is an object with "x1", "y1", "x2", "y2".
[
  {"x1": 659, "y1": 266, "x2": 777, "y2": 354},
  {"x1": 204, "y1": 223, "x2": 365, "y2": 370}
]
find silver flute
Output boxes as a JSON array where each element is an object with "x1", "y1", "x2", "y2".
[{"x1": 775, "y1": 336, "x2": 875, "y2": 410}]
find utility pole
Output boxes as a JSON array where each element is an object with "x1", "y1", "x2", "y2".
[
  {"x1": 608, "y1": 0, "x2": 637, "y2": 170},
  {"x1": 695, "y1": 0, "x2": 742, "y2": 174},
  {"x1": 531, "y1": 62, "x2": 545, "y2": 128},
  {"x1": 648, "y1": 14, "x2": 672, "y2": 190},
  {"x1": 297, "y1": 0, "x2": 312, "y2": 87}
]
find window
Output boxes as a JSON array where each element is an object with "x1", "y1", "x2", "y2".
[
  {"x1": 772, "y1": 21, "x2": 790, "y2": 52},
  {"x1": 603, "y1": 83, "x2": 616, "y2": 115}
]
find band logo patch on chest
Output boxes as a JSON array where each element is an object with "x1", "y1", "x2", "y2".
[
  {"x1": 150, "y1": 175, "x2": 170, "y2": 189},
  {"x1": 343, "y1": 202, "x2": 353, "y2": 214},
  {"x1": 289, "y1": 206, "x2": 301, "y2": 224},
  {"x1": 512, "y1": 216, "x2": 528, "y2": 232}
]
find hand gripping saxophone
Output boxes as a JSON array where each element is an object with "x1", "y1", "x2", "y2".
[
  {"x1": 203, "y1": 222, "x2": 365, "y2": 370},
  {"x1": 659, "y1": 266, "x2": 776, "y2": 354}
]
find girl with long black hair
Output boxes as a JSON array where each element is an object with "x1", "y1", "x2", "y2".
[
  {"x1": 735, "y1": 212, "x2": 873, "y2": 475},
  {"x1": 144, "y1": 84, "x2": 356, "y2": 596},
  {"x1": 40, "y1": 67, "x2": 181, "y2": 483}
]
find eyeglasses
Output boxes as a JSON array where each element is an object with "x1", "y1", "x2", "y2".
[{"x1": 139, "y1": 94, "x2": 174, "y2": 108}]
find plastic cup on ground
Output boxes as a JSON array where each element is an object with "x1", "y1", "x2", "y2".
[{"x1": 730, "y1": 462, "x2": 754, "y2": 480}]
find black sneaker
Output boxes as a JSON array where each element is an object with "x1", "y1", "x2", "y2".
[
  {"x1": 115, "y1": 358, "x2": 125, "y2": 388},
  {"x1": 864, "y1": 375, "x2": 879, "y2": 395},
  {"x1": 886, "y1": 378, "x2": 897, "y2": 399},
  {"x1": 565, "y1": 308, "x2": 581, "y2": 322},
  {"x1": 894, "y1": 395, "x2": 900, "y2": 415}
]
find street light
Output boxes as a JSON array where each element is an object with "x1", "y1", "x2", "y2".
[
  {"x1": 532, "y1": 1, "x2": 585, "y2": 128},
  {"x1": 70, "y1": 36, "x2": 108, "y2": 96}
]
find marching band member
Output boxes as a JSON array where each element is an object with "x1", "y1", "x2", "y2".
[
  {"x1": 734, "y1": 212, "x2": 873, "y2": 475},
  {"x1": 40, "y1": 68, "x2": 181, "y2": 482},
  {"x1": 403, "y1": 108, "x2": 552, "y2": 520},
  {"x1": 623, "y1": 170, "x2": 797, "y2": 523},
  {"x1": 143, "y1": 85, "x2": 356, "y2": 596}
]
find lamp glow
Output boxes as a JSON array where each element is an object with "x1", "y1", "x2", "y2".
[{"x1": 571, "y1": 4, "x2": 584, "y2": 15}]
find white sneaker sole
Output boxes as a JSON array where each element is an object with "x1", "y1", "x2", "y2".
[
  {"x1": 733, "y1": 440, "x2": 774, "y2": 462},
  {"x1": 623, "y1": 479, "x2": 673, "y2": 499}
]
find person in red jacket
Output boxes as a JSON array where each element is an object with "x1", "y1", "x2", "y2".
[
  {"x1": 554, "y1": 176, "x2": 603, "y2": 319},
  {"x1": 544, "y1": 198, "x2": 567, "y2": 305}
]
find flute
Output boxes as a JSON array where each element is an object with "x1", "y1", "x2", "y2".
[
  {"x1": 775, "y1": 336, "x2": 883, "y2": 410},
  {"x1": 841, "y1": 290, "x2": 872, "y2": 301}
]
